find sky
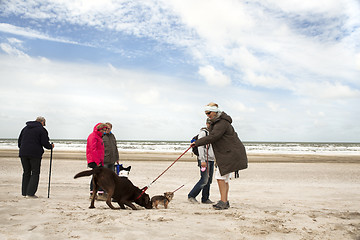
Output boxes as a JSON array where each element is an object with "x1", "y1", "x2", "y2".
[{"x1": 0, "y1": 0, "x2": 359, "y2": 142}]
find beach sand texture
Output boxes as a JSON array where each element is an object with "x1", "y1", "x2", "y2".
[{"x1": 0, "y1": 150, "x2": 359, "y2": 240}]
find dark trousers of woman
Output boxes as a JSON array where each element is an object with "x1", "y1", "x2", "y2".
[
  {"x1": 20, "y1": 156, "x2": 42, "y2": 196},
  {"x1": 88, "y1": 162, "x2": 104, "y2": 192},
  {"x1": 104, "y1": 163, "x2": 115, "y2": 172},
  {"x1": 188, "y1": 160, "x2": 214, "y2": 203}
]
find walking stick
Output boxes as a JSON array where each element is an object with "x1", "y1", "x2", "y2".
[{"x1": 47, "y1": 143, "x2": 53, "y2": 198}]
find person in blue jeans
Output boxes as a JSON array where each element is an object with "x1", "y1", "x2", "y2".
[{"x1": 188, "y1": 119, "x2": 215, "y2": 204}]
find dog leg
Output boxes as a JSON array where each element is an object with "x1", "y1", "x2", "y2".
[
  {"x1": 152, "y1": 202, "x2": 158, "y2": 209},
  {"x1": 105, "y1": 187, "x2": 120, "y2": 210},
  {"x1": 124, "y1": 201, "x2": 138, "y2": 210},
  {"x1": 164, "y1": 201, "x2": 168, "y2": 209}
]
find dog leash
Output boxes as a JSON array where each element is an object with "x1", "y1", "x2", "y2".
[
  {"x1": 172, "y1": 184, "x2": 184, "y2": 193},
  {"x1": 136, "y1": 146, "x2": 192, "y2": 200}
]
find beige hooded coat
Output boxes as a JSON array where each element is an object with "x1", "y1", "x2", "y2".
[{"x1": 194, "y1": 112, "x2": 248, "y2": 176}]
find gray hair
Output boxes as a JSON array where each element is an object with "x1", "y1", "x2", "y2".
[{"x1": 36, "y1": 116, "x2": 46, "y2": 126}]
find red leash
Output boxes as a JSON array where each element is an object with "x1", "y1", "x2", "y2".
[
  {"x1": 172, "y1": 184, "x2": 184, "y2": 193},
  {"x1": 136, "y1": 146, "x2": 192, "y2": 199}
]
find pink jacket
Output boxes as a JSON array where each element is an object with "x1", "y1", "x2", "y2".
[{"x1": 86, "y1": 123, "x2": 105, "y2": 166}]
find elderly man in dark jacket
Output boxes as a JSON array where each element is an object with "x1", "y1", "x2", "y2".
[
  {"x1": 18, "y1": 117, "x2": 54, "y2": 198},
  {"x1": 191, "y1": 103, "x2": 247, "y2": 210}
]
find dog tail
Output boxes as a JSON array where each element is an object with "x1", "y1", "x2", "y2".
[{"x1": 74, "y1": 169, "x2": 95, "y2": 179}]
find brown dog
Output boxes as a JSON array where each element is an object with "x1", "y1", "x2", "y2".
[
  {"x1": 74, "y1": 167, "x2": 152, "y2": 210},
  {"x1": 151, "y1": 192, "x2": 174, "y2": 209}
]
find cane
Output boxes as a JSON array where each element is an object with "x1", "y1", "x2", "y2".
[{"x1": 47, "y1": 143, "x2": 53, "y2": 198}]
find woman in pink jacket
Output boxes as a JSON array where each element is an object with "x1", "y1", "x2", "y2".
[{"x1": 86, "y1": 123, "x2": 108, "y2": 198}]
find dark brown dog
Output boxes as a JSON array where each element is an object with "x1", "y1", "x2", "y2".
[
  {"x1": 151, "y1": 192, "x2": 174, "y2": 209},
  {"x1": 74, "y1": 167, "x2": 152, "y2": 210}
]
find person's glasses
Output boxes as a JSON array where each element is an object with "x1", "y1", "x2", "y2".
[{"x1": 205, "y1": 112, "x2": 211, "y2": 115}]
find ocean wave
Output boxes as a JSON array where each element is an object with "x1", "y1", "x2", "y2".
[{"x1": 1, "y1": 139, "x2": 360, "y2": 155}]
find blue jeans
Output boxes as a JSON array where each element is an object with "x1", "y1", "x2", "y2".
[
  {"x1": 20, "y1": 156, "x2": 42, "y2": 196},
  {"x1": 188, "y1": 160, "x2": 214, "y2": 203}
]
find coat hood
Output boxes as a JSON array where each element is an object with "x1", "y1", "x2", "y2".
[
  {"x1": 93, "y1": 123, "x2": 103, "y2": 137},
  {"x1": 26, "y1": 121, "x2": 42, "y2": 128},
  {"x1": 212, "y1": 112, "x2": 232, "y2": 124},
  {"x1": 93, "y1": 123, "x2": 102, "y2": 131}
]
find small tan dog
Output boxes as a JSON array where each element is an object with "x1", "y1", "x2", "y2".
[{"x1": 151, "y1": 192, "x2": 174, "y2": 209}]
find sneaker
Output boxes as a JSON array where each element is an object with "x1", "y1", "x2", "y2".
[
  {"x1": 213, "y1": 200, "x2": 228, "y2": 210},
  {"x1": 202, "y1": 199, "x2": 214, "y2": 204},
  {"x1": 188, "y1": 197, "x2": 199, "y2": 204},
  {"x1": 212, "y1": 200, "x2": 230, "y2": 208},
  {"x1": 26, "y1": 195, "x2": 39, "y2": 199}
]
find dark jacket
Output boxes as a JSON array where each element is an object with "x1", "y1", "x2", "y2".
[
  {"x1": 18, "y1": 121, "x2": 53, "y2": 158},
  {"x1": 194, "y1": 112, "x2": 248, "y2": 176},
  {"x1": 102, "y1": 132, "x2": 119, "y2": 164}
]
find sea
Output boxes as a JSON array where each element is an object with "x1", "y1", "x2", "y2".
[{"x1": 1, "y1": 138, "x2": 359, "y2": 155}]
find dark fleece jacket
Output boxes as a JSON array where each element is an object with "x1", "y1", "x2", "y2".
[
  {"x1": 18, "y1": 121, "x2": 52, "y2": 158},
  {"x1": 194, "y1": 112, "x2": 248, "y2": 176}
]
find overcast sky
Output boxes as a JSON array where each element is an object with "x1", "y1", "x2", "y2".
[{"x1": 0, "y1": 0, "x2": 359, "y2": 142}]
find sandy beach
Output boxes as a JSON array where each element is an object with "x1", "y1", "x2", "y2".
[{"x1": 0, "y1": 150, "x2": 359, "y2": 240}]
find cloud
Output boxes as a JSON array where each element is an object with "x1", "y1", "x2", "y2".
[
  {"x1": 164, "y1": 0, "x2": 360, "y2": 98},
  {"x1": 267, "y1": 102, "x2": 285, "y2": 112},
  {"x1": 0, "y1": 23, "x2": 79, "y2": 45},
  {"x1": 198, "y1": 65, "x2": 231, "y2": 87},
  {"x1": 1, "y1": 1, "x2": 358, "y2": 95},
  {"x1": 0, "y1": 42, "x2": 29, "y2": 58},
  {"x1": 295, "y1": 81, "x2": 360, "y2": 99},
  {"x1": 232, "y1": 102, "x2": 256, "y2": 113},
  {"x1": 356, "y1": 53, "x2": 360, "y2": 70},
  {"x1": 0, "y1": 0, "x2": 359, "y2": 141}
]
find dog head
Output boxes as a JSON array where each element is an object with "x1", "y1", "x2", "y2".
[
  {"x1": 135, "y1": 191, "x2": 153, "y2": 209},
  {"x1": 164, "y1": 192, "x2": 174, "y2": 201},
  {"x1": 118, "y1": 165, "x2": 131, "y2": 177}
]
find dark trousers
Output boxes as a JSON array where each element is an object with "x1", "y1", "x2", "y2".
[
  {"x1": 20, "y1": 156, "x2": 42, "y2": 196},
  {"x1": 188, "y1": 160, "x2": 214, "y2": 202},
  {"x1": 88, "y1": 162, "x2": 103, "y2": 192},
  {"x1": 104, "y1": 163, "x2": 115, "y2": 172}
]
